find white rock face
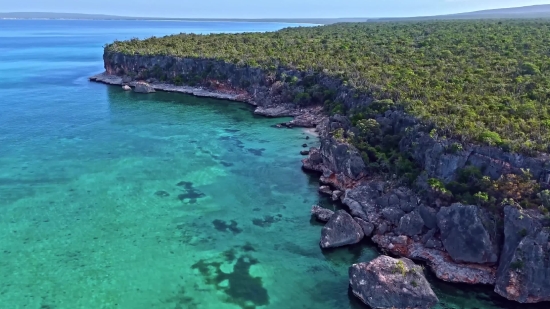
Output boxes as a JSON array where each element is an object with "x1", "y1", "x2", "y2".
[{"x1": 133, "y1": 82, "x2": 155, "y2": 93}]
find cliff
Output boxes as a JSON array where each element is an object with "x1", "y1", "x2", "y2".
[{"x1": 94, "y1": 50, "x2": 550, "y2": 304}]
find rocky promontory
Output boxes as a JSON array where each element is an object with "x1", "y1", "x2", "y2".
[{"x1": 91, "y1": 48, "x2": 550, "y2": 305}]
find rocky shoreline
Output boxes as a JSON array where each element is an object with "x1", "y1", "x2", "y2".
[
  {"x1": 90, "y1": 72, "x2": 325, "y2": 129},
  {"x1": 91, "y1": 50, "x2": 550, "y2": 307},
  {"x1": 302, "y1": 115, "x2": 550, "y2": 304}
]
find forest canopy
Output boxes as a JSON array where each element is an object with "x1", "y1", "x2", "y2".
[{"x1": 107, "y1": 20, "x2": 550, "y2": 153}]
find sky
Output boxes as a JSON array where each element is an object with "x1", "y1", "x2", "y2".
[{"x1": 2, "y1": 0, "x2": 550, "y2": 18}]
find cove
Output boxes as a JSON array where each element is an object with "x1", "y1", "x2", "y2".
[{"x1": 0, "y1": 20, "x2": 548, "y2": 309}]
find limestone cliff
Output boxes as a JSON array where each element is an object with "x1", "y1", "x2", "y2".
[{"x1": 95, "y1": 49, "x2": 550, "y2": 304}]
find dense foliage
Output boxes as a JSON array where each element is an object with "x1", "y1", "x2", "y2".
[{"x1": 108, "y1": 20, "x2": 550, "y2": 152}]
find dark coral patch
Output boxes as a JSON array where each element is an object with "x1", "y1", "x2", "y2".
[
  {"x1": 176, "y1": 181, "x2": 206, "y2": 204},
  {"x1": 176, "y1": 181, "x2": 193, "y2": 189},
  {"x1": 212, "y1": 219, "x2": 243, "y2": 235},
  {"x1": 247, "y1": 148, "x2": 265, "y2": 156},
  {"x1": 191, "y1": 247, "x2": 269, "y2": 309},
  {"x1": 241, "y1": 242, "x2": 256, "y2": 252}
]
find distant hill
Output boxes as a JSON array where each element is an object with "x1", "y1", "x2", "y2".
[
  {"x1": 374, "y1": 5, "x2": 550, "y2": 21},
  {"x1": 454, "y1": 4, "x2": 550, "y2": 17},
  {"x1": 2, "y1": 5, "x2": 550, "y2": 24}
]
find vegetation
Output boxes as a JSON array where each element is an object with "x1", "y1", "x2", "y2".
[
  {"x1": 511, "y1": 259, "x2": 525, "y2": 271},
  {"x1": 108, "y1": 20, "x2": 550, "y2": 152},
  {"x1": 394, "y1": 260, "x2": 407, "y2": 276},
  {"x1": 432, "y1": 166, "x2": 544, "y2": 211}
]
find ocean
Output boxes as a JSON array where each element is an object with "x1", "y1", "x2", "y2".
[{"x1": 0, "y1": 19, "x2": 545, "y2": 309}]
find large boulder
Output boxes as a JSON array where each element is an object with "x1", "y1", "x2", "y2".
[
  {"x1": 319, "y1": 137, "x2": 366, "y2": 181},
  {"x1": 495, "y1": 206, "x2": 550, "y2": 303},
  {"x1": 349, "y1": 256, "x2": 439, "y2": 309},
  {"x1": 437, "y1": 203, "x2": 499, "y2": 264},
  {"x1": 342, "y1": 183, "x2": 383, "y2": 222},
  {"x1": 134, "y1": 82, "x2": 156, "y2": 93},
  {"x1": 320, "y1": 210, "x2": 364, "y2": 248}
]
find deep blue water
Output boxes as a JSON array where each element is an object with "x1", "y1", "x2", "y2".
[{"x1": 0, "y1": 19, "x2": 547, "y2": 309}]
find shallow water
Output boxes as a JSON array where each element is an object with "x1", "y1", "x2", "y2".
[{"x1": 0, "y1": 20, "x2": 547, "y2": 309}]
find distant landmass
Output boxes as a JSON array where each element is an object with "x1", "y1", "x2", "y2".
[
  {"x1": 2, "y1": 5, "x2": 550, "y2": 24},
  {"x1": 0, "y1": 12, "x2": 361, "y2": 24},
  {"x1": 374, "y1": 4, "x2": 550, "y2": 21}
]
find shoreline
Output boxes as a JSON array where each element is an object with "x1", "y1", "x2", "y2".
[
  {"x1": 90, "y1": 73, "x2": 326, "y2": 128},
  {"x1": 90, "y1": 70, "x2": 550, "y2": 306},
  {"x1": 90, "y1": 73, "x2": 248, "y2": 102}
]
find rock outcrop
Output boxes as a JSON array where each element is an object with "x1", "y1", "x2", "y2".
[
  {"x1": 342, "y1": 182, "x2": 498, "y2": 285},
  {"x1": 437, "y1": 203, "x2": 500, "y2": 264},
  {"x1": 134, "y1": 82, "x2": 155, "y2": 93},
  {"x1": 318, "y1": 185, "x2": 333, "y2": 196},
  {"x1": 311, "y1": 205, "x2": 335, "y2": 222},
  {"x1": 320, "y1": 210, "x2": 364, "y2": 248},
  {"x1": 122, "y1": 84, "x2": 131, "y2": 91},
  {"x1": 495, "y1": 206, "x2": 550, "y2": 303},
  {"x1": 301, "y1": 148, "x2": 324, "y2": 173},
  {"x1": 349, "y1": 256, "x2": 439, "y2": 309}
]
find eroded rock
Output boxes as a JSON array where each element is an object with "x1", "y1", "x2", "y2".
[
  {"x1": 332, "y1": 190, "x2": 343, "y2": 201},
  {"x1": 398, "y1": 211, "x2": 425, "y2": 237},
  {"x1": 437, "y1": 203, "x2": 499, "y2": 264},
  {"x1": 311, "y1": 205, "x2": 334, "y2": 222},
  {"x1": 318, "y1": 185, "x2": 333, "y2": 196},
  {"x1": 382, "y1": 207, "x2": 405, "y2": 226},
  {"x1": 349, "y1": 256, "x2": 439, "y2": 309},
  {"x1": 134, "y1": 82, "x2": 155, "y2": 93},
  {"x1": 495, "y1": 206, "x2": 550, "y2": 303},
  {"x1": 302, "y1": 147, "x2": 324, "y2": 172},
  {"x1": 320, "y1": 210, "x2": 364, "y2": 248},
  {"x1": 354, "y1": 217, "x2": 375, "y2": 237}
]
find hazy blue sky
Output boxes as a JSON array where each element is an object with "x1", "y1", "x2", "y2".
[{"x1": 2, "y1": 0, "x2": 550, "y2": 18}]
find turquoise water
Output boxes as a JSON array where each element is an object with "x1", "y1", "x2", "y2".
[{"x1": 0, "y1": 20, "x2": 546, "y2": 309}]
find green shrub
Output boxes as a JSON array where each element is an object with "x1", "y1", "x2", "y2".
[{"x1": 479, "y1": 131, "x2": 503, "y2": 146}]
